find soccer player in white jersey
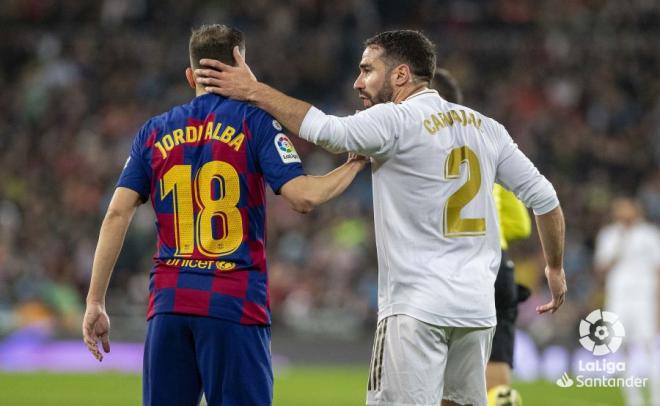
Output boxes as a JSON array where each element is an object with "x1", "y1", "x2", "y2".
[
  {"x1": 195, "y1": 30, "x2": 567, "y2": 406},
  {"x1": 595, "y1": 198, "x2": 660, "y2": 406}
]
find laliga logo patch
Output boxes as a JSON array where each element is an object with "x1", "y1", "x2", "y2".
[
  {"x1": 578, "y1": 309, "x2": 625, "y2": 356},
  {"x1": 274, "y1": 133, "x2": 301, "y2": 164}
]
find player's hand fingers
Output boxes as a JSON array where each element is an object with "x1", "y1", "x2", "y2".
[
  {"x1": 233, "y1": 46, "x2": 246, "y2": 67},
  {"x1": 195, "y1": 76, "x2": 223, "y2": 87},
  {"x1": 84, "y1": 338, "x2": 102, "y2": 361},
  {"x1": 204, "y1": 86, "x2": 228, "y2": 96},
  {"x1": 194, "y1": 68, "x2": 223, "y2": 80},
  {"x1": 199, "y1": 58, "x2": 233, "y2": 72},
  {"x1": 101, "y1": 333, "x2": 111, "y2": 353},
  {"x1": 536, "y1": 300, "x2": 556, "y2": 315}
]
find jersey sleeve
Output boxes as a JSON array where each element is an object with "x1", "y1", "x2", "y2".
[
  {"x1": 494, "y1": 124, "x2": 559, "y2": 215},
  {"x1": 298, "y1": 104, "x2": 400, "y2": 159},
  {"x1": 249, "y1": 111, "x2": 305, "y2": 194},
  {"x1": 116, "y1": 123, "x2": 152, "y2": 202}
]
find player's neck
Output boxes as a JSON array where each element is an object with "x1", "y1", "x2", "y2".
[
  {"x1": 195, "y1": 86, "x2": 208, "y2": 97},
  {"x1": 392, "y1": 83, "x2": 428, "y2": 103}
]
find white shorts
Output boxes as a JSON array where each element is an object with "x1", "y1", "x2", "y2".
[{"x1": 366, "y1": 314, "x2": 495, "y2": 406}]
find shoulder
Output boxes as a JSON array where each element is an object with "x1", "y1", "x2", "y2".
[
  {"x1": 243, "y1": 104, "x2": 281, "y2": 129},
  {"x1": 598, "y1": 224, "x2": 621, "y2": 239},
  {"x1": 638, "y1": 222, "x2": 660, "y2": 237}
]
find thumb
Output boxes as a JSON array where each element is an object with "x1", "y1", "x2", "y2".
[
  {"x1": 101, "y1": 333, "x2": 111, "y2": 353},
  {"x1": 233, "y1": 46, "x2": 246, "y2": 67}
]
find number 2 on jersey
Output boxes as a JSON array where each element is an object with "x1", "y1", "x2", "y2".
[
  {"x1": 443, "y1": 146, "x2": 486, "y2": 237},
  {"x1": 160, "y1": 161, "x2": 243, "y2": 257}
]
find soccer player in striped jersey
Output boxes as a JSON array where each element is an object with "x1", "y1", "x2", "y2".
[
  {"x1": 197, "y1": 30, "x2": 566, "y2": 406},
  {"x1": 82, "y1": 24, "x2": 366, "y2": 406}
]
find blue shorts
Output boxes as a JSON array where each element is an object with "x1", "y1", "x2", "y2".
[{"x1": 143, "y1": 314, "x2": 272, "y2": 406}]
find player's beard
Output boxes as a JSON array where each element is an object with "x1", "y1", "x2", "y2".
[{"x1": 360, "y1": 78, "x2": 394, "y2": 108}]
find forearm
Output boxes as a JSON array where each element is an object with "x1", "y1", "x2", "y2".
[
  {"x1": 281, "y1": 160, "x2": 364, "y2": 213},
  {"x1": 308, "y1": 161, "x2": 364, "y2": 205},
  {"x1": 535, "y1": 205, "x2": 565, "y2": 269},
  {"x1": 86, "y1": 211, "x2": 133, "y2": 305},
  {"x1": 250, "y1": 82, "x2": 311, "y2": 135}
]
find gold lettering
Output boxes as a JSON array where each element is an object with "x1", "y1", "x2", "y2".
[
  {"x1": 162, "y1": 135, "x2": 174, "y2": 151},
  {"x1": 205, "y1": 121, "x2": 215, "y2": 140},
  {"x1": 155, "y1": 141, "x2": 167, "y2": 159},
  {"x1": 442, "y1": 112, "x2": 453, "y2": 126},
  {"x1": 466, "y1": 112, "x2": 477, "y2": 127},
  {"x1": 460, "y1": 110, "x2": 468, "y2": 126},
  {"x1": 450, "y1": 110, "x2": 463, "y2": 125},
  {"x1": 431, "y1": 113, "x2": 444, "y2": 129},
  {"x1": 219, "y1": 126, "x2": 236, "y2": 143},
  {"x1": 211, "y1": 123, "x2": 222, "y2": 141},
  {"x1": 229, "y1": 133, "x2": 245, "y2": 151},
  {"x1": 423, "y1": 119, "x2": 436, "y2": 135},
  {"x1": 173, "y1": 129, "x2": 185, "y2": 145},
  {"x1": 186, "y1": 126, "x2": 198, "y2": 143}
]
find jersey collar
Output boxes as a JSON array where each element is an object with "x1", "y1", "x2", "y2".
[{"x1": 404, "y1": 88, "x2": 438, "y2": 102}]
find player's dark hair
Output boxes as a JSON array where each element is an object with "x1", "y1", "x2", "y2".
[
  {"x1": 364, "y1": 30, "x2": 436, "y2": 83},
  {"x1": 189, "y1": 24, "x2": 245, "y2": 69},
  {"x1": 432, "y1": 68, "x2": 463, "y2": 104}
]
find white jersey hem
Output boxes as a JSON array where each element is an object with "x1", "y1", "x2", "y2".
[{"x1": 378, "y1": 303, "x2": 496, "y2": 328}]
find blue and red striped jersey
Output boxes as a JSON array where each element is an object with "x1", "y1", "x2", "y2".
[{"x1": 117, "y1": 93, "x2": 304, "y2": 325}]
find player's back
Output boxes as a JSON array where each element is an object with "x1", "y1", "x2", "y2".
[
  {"x1": 118, "y1": 93, "x2": 303, "y2": 325},
  {"x1": 371, "y1": 90, "x2": 540, "y2": 327}
]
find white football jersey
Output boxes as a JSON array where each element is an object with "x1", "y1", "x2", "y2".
[
  {"x1": 300, "y1": 89, "x2": 558, "y2": 327},
  {"x1": 594, "y1": 222, "x2": 660, "y2": 301}
]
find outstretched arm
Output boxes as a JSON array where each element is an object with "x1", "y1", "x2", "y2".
[
  {"x1": 534, "y1": 205, "x2": 567, "y2": 314},
  {"x1": 280, "y1": 154, "x2": 368, "y2": 213},
  {"x1": 195, "y1": 47, "x2": 310, "y2": 135},
  {"x1": 83, "y1": 187, "x2": 141, "y2": 361},
  {"x1": 195, "y1": 47, "x2": 399, "y2": 158}
]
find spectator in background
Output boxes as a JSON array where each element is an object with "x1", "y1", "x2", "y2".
[{"x1": 594, "y1": 197, "x2": 660, "y2": 406}]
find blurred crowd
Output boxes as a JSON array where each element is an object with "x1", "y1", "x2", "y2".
[{"x1": 1, "y1": 0, "x2": 659, "y2": 349}]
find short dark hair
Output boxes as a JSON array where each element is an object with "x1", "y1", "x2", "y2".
[
  {"x1": 189, "y1": 24, "x2": 245, "y2": 69},
  {"x1": 432, "y1": 68, "x2": 463, "y2": 104},
  {"x1": 364, "y1": 30, "x2": 436, "y2": 83}
]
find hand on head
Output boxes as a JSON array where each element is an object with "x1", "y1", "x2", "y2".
[{"x1": 194, "y1": 46, "x2": 258, "y2": 101}]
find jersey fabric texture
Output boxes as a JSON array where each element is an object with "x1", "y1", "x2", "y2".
[
  {"x1": 117, "y1": 93, "x2": 304, "y2": 325},
  {"x1": 300, "y1": 89, "x2": 559, "y2": 328}
]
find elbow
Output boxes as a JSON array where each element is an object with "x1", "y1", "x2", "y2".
[
  {"x1": 289, "y1": 196, "x2": 317, "y2": 214},
  {"x1": 104, "y1": 206, "x2": 131, "y2": 223}
]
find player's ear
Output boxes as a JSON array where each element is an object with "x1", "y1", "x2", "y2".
[
  {"x1": 393, "y1": 64, "x2": 411, "y2": 86},
  {"x1": 185, "y1": 67, "x2": 196, "y2": 90}
]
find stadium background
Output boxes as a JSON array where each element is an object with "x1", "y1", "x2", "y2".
[{"x1": 0, "y1": 0, "x2": 658, "y2": 404}]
